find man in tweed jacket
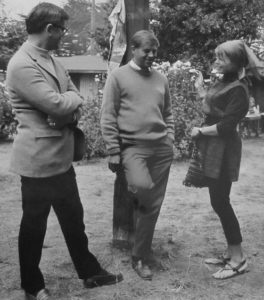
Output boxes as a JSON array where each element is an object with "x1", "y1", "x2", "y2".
[{"x1": 6, "y1": 3, "x2": 122, "y2": 299}]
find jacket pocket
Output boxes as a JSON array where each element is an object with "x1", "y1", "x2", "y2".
[{"x1": 34, "y1": 128, "x2": 62, "y2": 138}]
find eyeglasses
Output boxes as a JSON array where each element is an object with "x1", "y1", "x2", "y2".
[{"x1": 52, "y1": 24, "x2": 69, "y2": 34}]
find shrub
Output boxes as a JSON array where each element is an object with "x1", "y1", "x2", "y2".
[
  {"x1": 79, "y1": 76, "x2": 107, "y2": 159},
  {"x1": 0, "y1": 83, "x2": 17, "y2": 139},
  {"x1": 153, "y1": 61, "x2": 204, "y2": 159}
]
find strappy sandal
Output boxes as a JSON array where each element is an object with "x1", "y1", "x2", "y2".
[
  {"x1": 212, "y1": 259, "x2": 248, "y2": 279},
  {"x1": 205, "y1": 254, "x2": 230, "y2": 266}
]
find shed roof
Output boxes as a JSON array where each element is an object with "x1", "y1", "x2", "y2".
[{"x1": 55, "y1": 55, "x2": 108, "y2": 74}]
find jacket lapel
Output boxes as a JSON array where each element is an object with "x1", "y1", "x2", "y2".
[
  {"x1": 50, "y1": 56, "x2": 68, "y2": 92},
  {"x1": 21, "y1": 42, "x2": 62, "y2": 92}
]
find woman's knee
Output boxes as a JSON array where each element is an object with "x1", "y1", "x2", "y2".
[{"x1": 210, "y1": 196, "x2": 231, "y2": 216}]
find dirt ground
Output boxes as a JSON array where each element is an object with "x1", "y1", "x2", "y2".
[{"x1": 0, "y1": 136, "x2": 264, "y2": 300}]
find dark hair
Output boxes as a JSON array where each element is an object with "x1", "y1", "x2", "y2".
[
  {"x1": 25, "y1": 2, "x2": 69, "y2": 34},
  {"x1": 131, "y1": 30, "x2": 159, "y2": 48}
]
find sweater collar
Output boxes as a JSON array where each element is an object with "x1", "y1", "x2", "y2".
[
  {"x1": 129, "y1": 60, "x2": 152, "y2": 76},
  {"x1": 130, "y1": 60, "x2": 141, "y2": 70},
  {"x1": 23, "y1": 41, "x2": 51, "y2": 60}
]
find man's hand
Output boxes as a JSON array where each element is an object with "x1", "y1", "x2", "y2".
[
  {"x1": 47, "y1": 115, "x2": 71, "y2": 129},
  {"x1": 108, "y1": 154, "x2": 121, "y2": 173},
  {"x1": 47, "y1": 107, "x2": 82, "y2": 129},
  {"x1": 74, "y1": 107, "x2": 82, "y2": 122}
]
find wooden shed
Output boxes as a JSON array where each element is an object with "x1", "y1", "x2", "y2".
[{"x1": 55, "y1": 55, "x2": 107, "y2": 99}]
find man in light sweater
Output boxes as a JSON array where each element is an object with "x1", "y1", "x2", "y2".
[{"x1": 101, "y1": 30, "x2": 174, "y2": 280}]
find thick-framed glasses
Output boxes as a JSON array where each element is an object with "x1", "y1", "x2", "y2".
[{"x1": 52, "y1": 24, "x2": 68, "y2": 34}]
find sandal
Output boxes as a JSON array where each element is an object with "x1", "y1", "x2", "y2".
[
  {"x1": 212, "y1": 259, "x2": 248, "y2": 279},
  {"x1": 205, "y1": 254, "x2": 230, "y2": 266}
]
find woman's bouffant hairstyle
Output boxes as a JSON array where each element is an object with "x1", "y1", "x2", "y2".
[
  {"x1": 131, "y1": 30, "x2": 159, "y2": 49},
  {"x1": 25, "y1": 2, "x2": 69, "y2": 34}
]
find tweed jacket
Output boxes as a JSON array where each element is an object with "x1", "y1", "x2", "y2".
[
  {"x1": 198, "y1": 78, "x2": 249, "y2": 182},
  {"x1": 6, "y1": 42, "x2": 83, "y2": 177}
]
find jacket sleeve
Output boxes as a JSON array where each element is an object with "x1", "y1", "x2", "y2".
[
  {"x1": 216, "y1": 86, "x2": 249, "y2": 136},
  {"x1": 100, "y1": 73, "x2": 121, "y2": 155},
  {"x1": 47, "y1": 69, "x2": 84, "y2": 128},
  {"x1": 7, "y1": 60, "x2": 83, "y2": 117}
]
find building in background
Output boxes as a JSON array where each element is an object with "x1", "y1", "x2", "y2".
[{"x1": 56, "y1": 55, "x2": 107, "y2": 99}]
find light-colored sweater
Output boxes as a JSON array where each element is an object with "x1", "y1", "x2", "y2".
[{"x1": 100, "y1": 63, "x2": 175, "y2": 155}]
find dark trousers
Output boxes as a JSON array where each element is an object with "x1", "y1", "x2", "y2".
[
  {"x1": 19, "y1": 166, "x2": 101, "y2": 295},
  {"x1": 208, "y1": 167, "x2": 242, "y2": 245}
]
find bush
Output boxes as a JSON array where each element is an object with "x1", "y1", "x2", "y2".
[
  {"x1": 79, "y1": 76, "x2": 107, "y2": 159},
  {"x1": 0, "y1": 83, "x2": 17, "y2": 139},
  {"x1": 79, "y1": 95, "x2": 107, "y2": 159},
  {"x1": 153, "y1": 61, "x2": 204, "y2": 159}
]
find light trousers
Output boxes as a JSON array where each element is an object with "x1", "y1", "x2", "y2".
[{"x1": 121, "y1": 136, "x2": 174, "y2": 258}]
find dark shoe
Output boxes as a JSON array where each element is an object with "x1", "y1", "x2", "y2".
[
  {"x1": 25, "y1": 289, "x2": 50, "y2": 300},
  {"x1": 83, "y1": 269, "x2": 123, "y2": 288},
  {"x1": 132, "y1": 257, "x2": 152, "y2": 280}
]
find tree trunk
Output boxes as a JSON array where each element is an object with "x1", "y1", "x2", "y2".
[
  {"x1": 112, "y1": 0, "x2": 149, "y2": 249},
  {"x1": 121, "y1": 0, "x2": 150, "y2": 65}
]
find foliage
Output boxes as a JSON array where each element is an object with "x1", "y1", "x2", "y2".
[
  {"x1": 57, "y1": 0, "x2": 91, "y2": 56},
  {"x1": 250, "y1": 38, "x2": 264, "y2": 61},
  {"x1": 0, "y1": 17, "x2": 27, "y2": 71},
  {"x1": 92, "y1": 1, "x2": 116, "y2": 59},
  {"x1": 153, "y1": 61, "x2": 204, "y2": 159},
  {"x1": 78, "y1": 75, "x2": 107, "y2": 159},
  {"x1": 57, "y1": 0, "x2": 116, "y2": 57},
  {"x1": 0, "y1": 83, "x2": 17, "y2": 139},
  {"x1": 150, "y1": 0, "x2": 264, "y2": 75}
]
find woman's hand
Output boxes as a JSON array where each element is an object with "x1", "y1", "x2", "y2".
[
  {"x1": 194, "y1": 71, "x2": 206, "y2": 99},
  {"x1": 191, "y1": 127, "x2": 201, "y2": 139}
]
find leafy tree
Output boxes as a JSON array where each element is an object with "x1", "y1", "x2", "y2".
[
  {"x1": 92, "y1": 1, "x2": 116, "y2": 59},
  {"x1": 58, "y1": 0, "x2": 116, "y2": 57},
  {"x1": 150, "y1": 0, "x2": 264, "y2": 74}
]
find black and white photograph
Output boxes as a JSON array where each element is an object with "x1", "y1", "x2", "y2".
[{"x1": 0, "y1": 0, "x2": 264, "y2": 299}]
